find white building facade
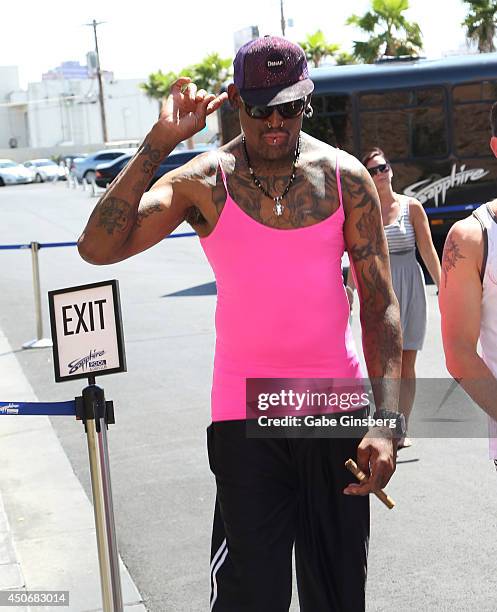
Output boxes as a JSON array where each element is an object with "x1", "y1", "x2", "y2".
[{"x1": 0, "y1": 66, "x2": 218, "y2": 159}]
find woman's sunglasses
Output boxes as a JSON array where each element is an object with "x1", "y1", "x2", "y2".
[
  {"x1": 243, "y1": 97, "x2": 307, "y2": 119},
  {"x1": 367, "y1": 163, "x2": 390, "y2": 177}
]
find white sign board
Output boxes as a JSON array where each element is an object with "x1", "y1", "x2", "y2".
[{"x1": 49, "y1": 280, "x2": 126, "y2": 382}]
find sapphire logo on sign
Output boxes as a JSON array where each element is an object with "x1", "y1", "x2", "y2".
[
  {"x1": 68, "y1": 349, "x2": 107, "y2": 375},
  {"x1": 266, "y1": 52, "x2": 285, "y2": 72},
  {"x1": 0, "y1": 403, "x2": 19, "y2": 415}
]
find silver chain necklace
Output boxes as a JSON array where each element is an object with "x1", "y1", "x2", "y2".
[{"x1": 242, "y1": 135, "x2": 300, "y2": 217}]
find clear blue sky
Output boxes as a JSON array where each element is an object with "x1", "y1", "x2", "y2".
[{"x1": 2, "y1": 0, "x2": 471, "y2": 89}]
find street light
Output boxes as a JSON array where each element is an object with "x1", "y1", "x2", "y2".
[{"x1": 84, "y1": 19, "x2": 109, "y2": 143}]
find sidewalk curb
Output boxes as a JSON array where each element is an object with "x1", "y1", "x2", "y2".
[{"x1": 0, "y1": 326, "x2": 146, "y2": 611}]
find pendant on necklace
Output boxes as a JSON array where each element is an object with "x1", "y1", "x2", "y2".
[{"x1": 273, "y1": 198, "x2": 284, "y2": 217}]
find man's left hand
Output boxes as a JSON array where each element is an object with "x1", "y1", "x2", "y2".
[{"x1": 343, "y1": 427, "x2": 397, "y2": 496}]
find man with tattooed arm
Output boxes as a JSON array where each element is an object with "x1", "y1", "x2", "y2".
[
  {"x1": 78, "y1": 37, "x2": 402, "y2": 611},
  {"x1": 440, "y1": 101, "x2": 497, "y2": 471}
]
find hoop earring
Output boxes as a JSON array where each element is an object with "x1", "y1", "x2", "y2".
[{"x1": 304, "y1": 105, "x2": 314, "y2": 119}]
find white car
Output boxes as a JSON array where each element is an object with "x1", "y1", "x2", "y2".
[
  {"x1": 0, "y1": 159, "x2": 35, "y2": 186},
  {"x1": 24, "y1": 159, "x2": 67, "y2": 182}
]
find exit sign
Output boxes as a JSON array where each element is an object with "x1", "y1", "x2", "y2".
[{"x1": 48, "y1": 280, "x2": 126, "y2": 382}]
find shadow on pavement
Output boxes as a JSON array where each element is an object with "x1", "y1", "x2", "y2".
[{"x1": 162, "y1": 282, "x2": 217, "y2": 297}]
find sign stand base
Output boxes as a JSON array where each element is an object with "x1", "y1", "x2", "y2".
[
  {"x1": 76, "y1": 377, "x2": 122, "y2": 612},
  {"x1": 22, "y1": 338, "x2": 53, "y2": 349}
]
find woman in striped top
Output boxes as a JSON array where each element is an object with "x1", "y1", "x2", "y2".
[{"x1": 347, "y1": 148, "x2": 441, "y2": 447}]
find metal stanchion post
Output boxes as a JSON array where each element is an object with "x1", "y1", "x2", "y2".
[
  {"x1": 79, "y1": 377, "x2": 123, "y2": 612},
  {"x1": 23, "y1": 242, "x2": 52, "y2": 349}
]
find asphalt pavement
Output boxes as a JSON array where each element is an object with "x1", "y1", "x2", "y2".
[{"x1": 1, "y1": 182, "x2": 496, "y2": 612}]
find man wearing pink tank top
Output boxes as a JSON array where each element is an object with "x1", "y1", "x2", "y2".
[{"x1": 78, "y1": 36, "x2": 402, "y2": 612}]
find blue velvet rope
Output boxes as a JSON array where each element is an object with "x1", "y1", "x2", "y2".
[
  {"x1": 0, "y1": 232, "x2": 196, "y2": 250},
  {"x1": 0, "y1": 400, "x2": 76, "y2": 416}
]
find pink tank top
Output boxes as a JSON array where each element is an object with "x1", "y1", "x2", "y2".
[{"x1": 199, "y1": 152, "x2": 364, "y2": 421}]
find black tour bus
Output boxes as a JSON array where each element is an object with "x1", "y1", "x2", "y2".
[{"x1": 220, "y1": 53, "x2": 497, "y2": 254}]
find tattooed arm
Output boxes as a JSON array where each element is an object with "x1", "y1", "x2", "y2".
[
  {"x1": 78, "y1": 77, "x2": 226, "y2": 264},
  {"x1": 340, "y1": 153, "x2": 402, "y2": 496},
  {"x1": 341, "y1": 155, "x2": 402, "y2": 388},
  {"x1": 439, "y1": 217, "x2": 497, "y2": 421}
]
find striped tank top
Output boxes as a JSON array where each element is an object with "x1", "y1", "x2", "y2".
[{"x1": 384, "y1": 199, "x2": 416, "y2": 253}]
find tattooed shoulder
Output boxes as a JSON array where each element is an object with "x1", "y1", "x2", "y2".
[
  {"x1": 442, "y1": 233, "x2": 465, "y2": 281},
  {"x1": 441, "y1": 219, "x2": 480, "y2": 288}
]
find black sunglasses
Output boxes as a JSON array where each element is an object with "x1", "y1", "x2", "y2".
[
  {"x1": 243, "y1": 97, "x2": 307, "y2": 119},
  {"x1": 367, "y1": 163, "x2": 390, "y2": 177}
]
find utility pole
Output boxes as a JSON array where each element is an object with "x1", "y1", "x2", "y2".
[
  {"x1": 280, "y1": 0, "x2": 286, "y2": 37},
  {"x1": 85, "y1": 19, "x2": 108, "y2": 143}
]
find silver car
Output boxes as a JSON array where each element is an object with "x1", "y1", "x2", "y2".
[
  {"x1": 73, "y1": 149, "x2": 136, "y2": 183},
  {"x1": 24, "y1": 159, "x2": 67, "y2": 182},
  {"x1": 0, "y1": 159, "x2": 35, "y2": 186}
]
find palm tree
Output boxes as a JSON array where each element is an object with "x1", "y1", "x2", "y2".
[
  {"x1": 347, "y1": 0, "x2": 423, "y2": 63},
  {"x1": 299, "y1": 30, "x2": 340, "y2": 67},
  {"x1": 183, "y1": 53, "x2": 232, "y2": 93},
  {"x1": 462, "y1": 0, "x2": 497, "y2": 52},
  {"x1": 140, "y1": 70, "x2": 178, "y2": 111}
]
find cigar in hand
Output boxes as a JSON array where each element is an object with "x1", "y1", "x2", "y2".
[{"x1": 345, "y1": 458, "x2": 396, "y2": 510}]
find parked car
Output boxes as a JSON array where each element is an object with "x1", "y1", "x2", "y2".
[
  {"x1": 148, "y1": 146, "x2": 212, "y2": 188},
  {"x1": 23, "y1": 159, "x2": 66, "y2": 182},
  {"x1": 95, "y1": 146, "x2": 212, "y2": 190},
  {"x1": 73, "y1": 149, "x2": 136, "y2": 183},
  {"x1": 0, "y1": 159, "x2": 35, "y2": 186},
  {"x1": 95, "y1": 153, "x2": 134, "y2": 188},
  {"x1": 64, "y1": 154, "x2": 87, "y2": 169}
]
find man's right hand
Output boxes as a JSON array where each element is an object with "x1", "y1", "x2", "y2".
[{"x1": 154, "y1": 77, "x2": 228, "y2": 144}]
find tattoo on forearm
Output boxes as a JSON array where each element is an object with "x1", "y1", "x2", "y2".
[
  {"x1": 442, "y1": 235, "x2": 465, "y2": 288},
  {"x1": 136, "y1": 202, "x2": 162, "y2": 227},
  {"x1": 342, "y1": 170, "x2": 401, "y2": 375},
  {"x1": 140, "y1": 141, "x2": 163, "y2": 176},
  {"x1": 97, "y1": 197, "x2": 132, "y2": 235}
]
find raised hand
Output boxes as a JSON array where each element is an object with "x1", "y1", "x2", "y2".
[{"x1": 157, "y1": 77, "x2": 228, "y2": 143}]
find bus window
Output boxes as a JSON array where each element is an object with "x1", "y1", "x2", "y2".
[
  {"x1": 359, "y1": 87, "x2": 447, "y2": 159},
  {"x1": 453, "y1": 80, "x2": 497, "y2": 103},
  {"x1": 360, "y1": 90, "x2": 410, "y2": 109},
  {"x1": 360, "y1": 110, "x2": 409, "y2": 158},
  {"x1": 416, "y1": 88, "x2": 445, "y2": 105},
  {"x1": 453, "y1": 103, "x2": 492, "y2": 157},
  {"x1": 453, "y1": 81, "x2": 497, "y2": 157},
  {"x1": 412, "y1": 107, "x2": 447, "y2": 156},
  {"x1": 303, "y1": 94, "x2": 353, "y2": 151}
]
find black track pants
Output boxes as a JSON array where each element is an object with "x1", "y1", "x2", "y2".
[{"x1": 207, "y1": 421, "x2": 370, "y2": 612}]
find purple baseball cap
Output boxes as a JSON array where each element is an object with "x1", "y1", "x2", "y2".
[{"x1": 233, "y1": 35, "x2": 314, "y2": 106}]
